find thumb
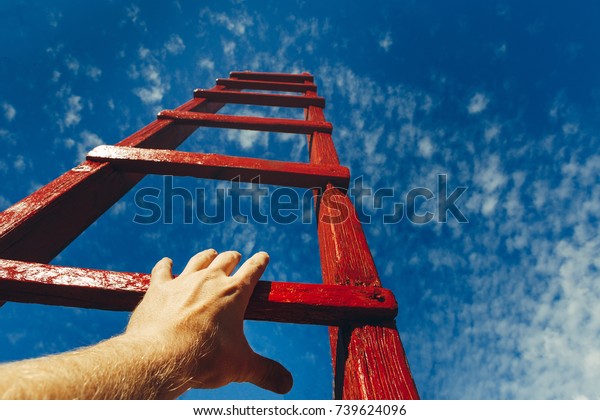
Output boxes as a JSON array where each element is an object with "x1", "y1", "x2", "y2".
[{"x1": 246, "y1": 352, "x2": 293, "y2": 394}]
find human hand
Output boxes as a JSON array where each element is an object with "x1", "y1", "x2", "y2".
[{"x1": 125, "y1": 249, "x2": 293, "y2": 396}]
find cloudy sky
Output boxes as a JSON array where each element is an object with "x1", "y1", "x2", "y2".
[{"x1": 1, "y1": 0, "x2": 600, "y2": 400}]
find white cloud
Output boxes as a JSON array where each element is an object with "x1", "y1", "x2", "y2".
[
  {"x1": 65, "y1": 56, "x2": 80, "y2": 74},
  {"x1": 415, "y1": 140, "x2": 600, "y2": 398},
  {"x1": 484, "y1": 123, "x2": 501, "y2": 141},
  {"x1": 51, "y1": 70, "x2": 61, "y2": 82},
  {"x1": 0, "y1": 129, "x2": 16, "y2": 146},
  {"x1": 164, "y1": 34, "x2": 185, "y2": 55},
  {"x1": 203, "y1": 10, "x2": 253, "y2": 37},
  {"x1": 125, "y1": 4, "x2": 147, "y2": 31},
  {"x1": 110, "y1": 201, "x2": 127, "y2": 216},
  {"x1": 474, "y1": 154, "x2": 507, "y2": 193},
  {"x1": 132, "y1": 64, "x2": 167, "y2": 105},
  {"x1": 76, "y1": 130, "x2": 104, "y2": 162},
  {"x1": 48, "y1": 10, "x2": 62, "y2": 28},
  {"x1": 562, "y1": 122, "x2": 579, "y2": 136},
  {"x1": 481, "y1": 195, "x2": 498, "y2": 215},
  {"x1": 275, "y1": 17, "x2": 321, "y2": 62},
  {"x1": 86, "y1": 66, "x2": 102, "y2": 81},
  {"x1": 134, "y1": 85, "x2": 164, "y2": 104},
  {"x1": 64, "y1": 95, "x2": 83, "y2": 127},
  {"x1": 496, "y1": 43, "x2": 507, "y2": 56},
  {"x1": 379, "y1": 32, "x2": 393, "y2": 52},
  {"x1": 198, "y1": 58, "x2": 215, "y2": 71},
  {"x1": 418, "y1": 136, "x2": 434, "y2": 159},
  {"x1": 2, "y1": 102, "x2": 16, "y2": 122},
  {"x1": 467, "y1": 92, "x2": 489, "y2": 114},
  {"x1": 138, "y1": 46, "x2": 151, "y2": 60},
  {"x1": 222, "y1": 40, "x2": 236, "y2": 56},
  {"x1": 13, "y1": 155, "x2": 26, "y2": 172},
  {"x1": 63, "y1": 138, "x2": 75, "y2": 149},
  {"x1": 225, "y1": 130, "x2": 266, "y2": 150}
]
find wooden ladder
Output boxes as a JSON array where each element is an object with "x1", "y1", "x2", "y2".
[{"x1": 0, "y1": 71, "x2": 419, "y2": 400}]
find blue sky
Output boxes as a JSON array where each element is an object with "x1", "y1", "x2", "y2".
[{"x1": 1, "y1": 0, "x2": 600, "y2": 399}]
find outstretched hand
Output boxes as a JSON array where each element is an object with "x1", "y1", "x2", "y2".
[{"x1": 126, "y1": 249, "x2": 293, "y2": 396}]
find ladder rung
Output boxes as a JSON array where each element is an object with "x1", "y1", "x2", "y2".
[
  {"x1": 157, "y1": 110, "x2": 332, "y2": 134},
  {"x1": 87, "y1": 145, "x2": 350, "y2": 189},
  {"x1": 194, "y1": 89, "x2": 325, "y2": 108},
  {"x1": 0, "y1": 259, "x2": 398, "y2": 326},
  {"x1": 230, "y1": 71, "x2": 313, "y2": 83},
  {"x1": 216, "y1": 78, "x2": 317, "y2": 93}
]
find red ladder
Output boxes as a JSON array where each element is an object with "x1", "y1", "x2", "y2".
[{"x1": 0, "y1": 71, "x2": 419, "y2": 400}]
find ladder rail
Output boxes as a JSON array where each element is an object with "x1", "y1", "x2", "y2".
[{"x1": 304, "y1": 87, "x2": 420, "y2": 399}]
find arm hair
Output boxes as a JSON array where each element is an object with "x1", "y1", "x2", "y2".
[{"x1": 0, "y1": 335, "x2": 197, "y2": 399}]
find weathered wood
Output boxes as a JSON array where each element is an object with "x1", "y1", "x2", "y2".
[
  {"x1": 87, "y1": 145, "x2": 350, "y2": 190},
  {"x1": 305, "y1": 89, "x2": 419, "y2": 400},
  {"x1": 0, "y1": 259, "x2": 397, "y2": 326},
  {"x1": 194, "y1": 89, "x2": 325, "y2": 108},
  {"x1": 0, "y1": 88, "x2": 227, "y2": 263},
  {"x1": 339, "y1": 323, "x2": 419, "y2": 399},
  {"x1": 157, "y1": 110, "x2": 332, "y2": 134},
  {"x1": 230, "y1": 71, "x2": 314, "y2": 83},
  {"x1": 216, "y1": 78, "x2": 317, "y2": 93},
  {"x1": 305, "y1": 91, "x2": 340, "y2": 166},
  {"x1": 317, "y1": 187, "x2": 419, "y2": 399}
]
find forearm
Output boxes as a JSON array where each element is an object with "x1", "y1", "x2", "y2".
[{"x1": 0, "y1": 335, "x2": 192, "y2": 400}]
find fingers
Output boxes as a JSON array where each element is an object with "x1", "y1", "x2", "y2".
[
  {"x1": 151, "y1": 257, "x2": 174, "y2": 282},
  {"x1": 180, "y1": 249, "x2": 218, "y2": 277},
  {"x1": 207, "y1": 251, "x2": 242, "y2": 276},
  {"x1": 245, "y1": 352, "x2": 293, "y2": 394},
  {"x1": 234, "y1": 252, "x2": 269, "y2": 292}
]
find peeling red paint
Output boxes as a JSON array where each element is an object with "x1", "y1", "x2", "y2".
[
  {"x1": 0, "y1": 258, "x2": 397, "y2": 325},
  {"x1": 87, "y1": 145, "x2": 349, "y2": 190}
]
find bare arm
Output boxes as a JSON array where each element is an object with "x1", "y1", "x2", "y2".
[{"x1": 0, "y1": 250, "x2": 293, "y2": 399}]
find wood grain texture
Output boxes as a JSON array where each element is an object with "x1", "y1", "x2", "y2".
[
  {"x1": 305, "y1": 91, "x2": 340, "y2": 165},
  {"x1": 87, "y1": 145, "x2": 350, "y2": 190},
  {"x1": 0, "y1": 259, "x2": 397, "y2": 326},
  {"x1": 305, "y1": 90, "x2": 420, "y2": 399},
  {"x1": 339, "y1": 323, "x2": 420, "y2": 399}
]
